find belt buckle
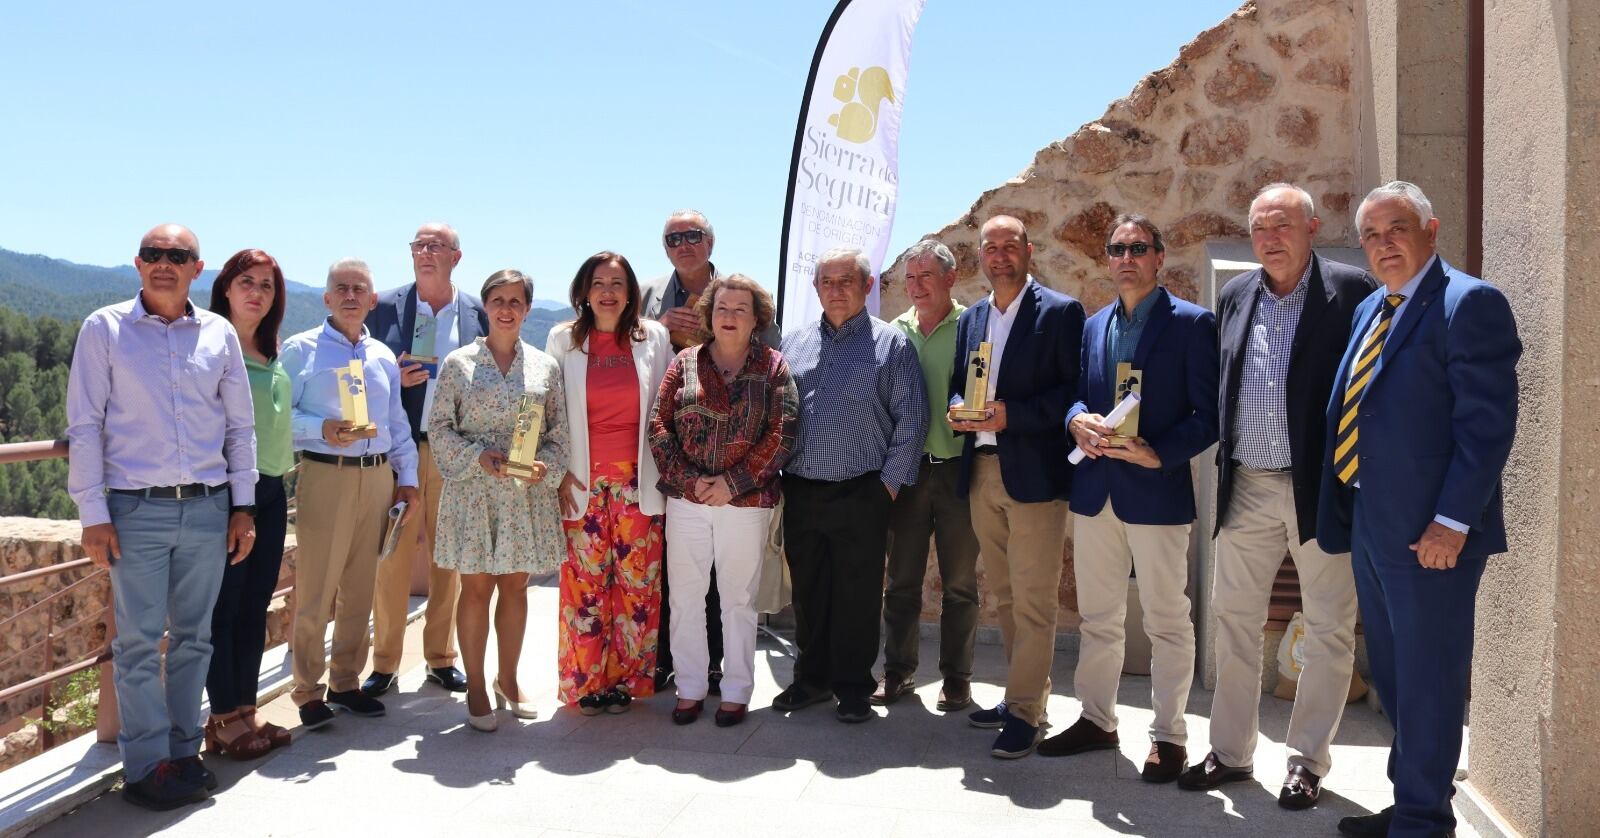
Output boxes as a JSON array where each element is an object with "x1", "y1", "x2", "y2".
[
  {"x1": 174, "y1": 484, "x2": 201, "y2": 500},
  {"x1": 360, "y1": 454, "x2": 379, "y2": 468}
]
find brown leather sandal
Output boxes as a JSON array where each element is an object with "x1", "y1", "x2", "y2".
[
  {"x1": 241, "y1": 708, "x2": 292, "y2": 750},
  {"x1": 205, "y1": 713, "x2": 273, "y2": 760}
]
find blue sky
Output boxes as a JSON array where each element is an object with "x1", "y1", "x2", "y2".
[{"x1": 0, "y1": 1, "x2": 1241, "y2": 300}]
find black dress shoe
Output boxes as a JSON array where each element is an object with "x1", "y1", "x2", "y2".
[
  {"x1": 121, "y1": 761, "x2": 206, "y2": 811},
  {"x1": 1337, "y1": 806, "x2": 1393, "y2": 837},
  {"x1": 327, "y1": 688, "x2": 387, "y2": 717},
  {"x1": 1177, "y1": 751, "x2": 1254, "y2": 791},
  {"x1": 1037, "y1": 716, "x2": 1119, "y2": 756},
  {"x1": 299, "y1": 699, "x2": 335, "y2": 730},
  {"x1": 671, "y1": 700, "x2": 704, "y2": 725},
  {"x1": 1278, "y1": 764, "x2": 1323, "y2": 810},
  {"x1": 172, "y1": 755, "x2": 217, "y2": 791},
  {"x1": 361, "y1": 671, "x2": 397, "y2": 697},
  {"x1": 425, "y1": 666, "x2": 468, "y2": 692},
  {"x1": 1141, "y1": 741, "x2": 1188, "y2": 784},
  {"x1": 869, "y1": 672, "x2": 915, "y2": 706},
  {"x1": 772, "y1": 682, "x2": 834, "y2": 712},
  {"x1": 836, "y1": 695, "x2": 873, "y2": 723}
]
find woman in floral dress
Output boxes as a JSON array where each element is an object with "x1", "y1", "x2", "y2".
[
  {"x1": 546, "y1": 252, "x2": 673, "y2": 714},
  {"x1": 430, "y1": 269, "x2": 568, "y2": 731}
]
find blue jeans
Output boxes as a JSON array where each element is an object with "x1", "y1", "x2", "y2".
[{"x1": 107, "y1": 490, "x2": 229, "y2": 782}]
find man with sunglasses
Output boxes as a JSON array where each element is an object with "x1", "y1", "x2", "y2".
[
  {"x1": 640, "y1": 210, "x2": 778, "y2": 692},
  {"x1": 946, "y1": 216, "x2": 1085, "y2": 759},
  {"x1": 1045, "y1": 215, "x2": 1219, "y2": 784},
  {"x1": 360, "y1": 223, "x2": 487, "y2": 697},
  {"x1": 67, "y1": 224, "x2": 258, "y2": 809},
  {"x1": 1180, "y1": 184, "x2": 1374, "y2": 809}
]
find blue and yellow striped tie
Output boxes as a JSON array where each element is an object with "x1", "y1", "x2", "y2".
[{"x1": 1334, "y1": 293, "x2": 1406, "y2": 485}]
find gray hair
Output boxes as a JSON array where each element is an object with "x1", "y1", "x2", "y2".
[
  {"x1": 416, "y1": 222, "x2": 460, "y2": 249},
  {"x1": 818, "y1": 247, "x2": 873, "y2": 284},
  {"x1": 1249, "y1": 182, "x2": 1316, "y2": 222},
  {"x1": 902, "y1": 239, "x2": 957, "y2": 273},
  {"x1": 326, "y1": 257, "x2": 374, "y2": 291},
  {"x1": 1355, "y1": 181, "x2": 1434, "y2": 230},
  {"x1": 664, "y1": 209, "x2": 715, "y2": 243},
  {"x1": 480, "y1": 269, "x2": 533, "y2": 305}
]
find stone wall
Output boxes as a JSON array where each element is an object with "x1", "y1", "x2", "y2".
[{"x1": 888, "y1": 0, "x2": 1358, "y2": 630}]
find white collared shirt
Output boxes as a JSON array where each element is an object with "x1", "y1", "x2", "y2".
[{"x1": 978, "y1": 278, "x2": 1033, "y2": 447}]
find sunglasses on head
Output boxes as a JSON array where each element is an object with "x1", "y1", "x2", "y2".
[
  {"x1": 1104, "y1": 242, "x2": 1156, "y2": 258},
  {"x1": 138, "y1": 246, "x2": 197, "y2": 266},
  {"x1": 664, "y1": 229, "x2": 705, "y2": 248}
]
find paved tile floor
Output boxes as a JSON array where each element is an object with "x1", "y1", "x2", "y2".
[{"x1": 31, "y1": 582, "x2": 1477, "y2": 837}]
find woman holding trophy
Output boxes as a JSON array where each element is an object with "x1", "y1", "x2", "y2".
[
  {"x1": 649, "y1": 275, "x2": 797, "y2": 726},
  {"x1": 429, "y1": 269, "x2": 569, "y2": 732}
]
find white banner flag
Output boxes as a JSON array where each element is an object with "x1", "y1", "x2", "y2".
[{"x1": 777, "y1": 0, "x2": 926, "y2": 331}]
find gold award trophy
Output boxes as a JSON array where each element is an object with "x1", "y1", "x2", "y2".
[
  {"x1": 503, "y1": 394, "x2": 545, "y2": 483},
  {"x1": 1102, "y1": 362, "x2": 1144, "y2": 446},
  {"x1": 338, "y1": 360, "x2": 379, "y2": 439},
  {"x1": 950, "y1": 341, "x2": 994, "y2": 421}
]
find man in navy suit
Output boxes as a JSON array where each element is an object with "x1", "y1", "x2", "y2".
[
  {"x1": 1180, "y1": 184, "x2": 1375, "y2": 809},
  {"x1": 360, "y1": 222, "x2": 489, "y2": 697},
  {"x1": 1319, "y1": 182, "x2": 1520, "y2": 838},
  {"x1": 1042, "y1": 215, "x2": 1219, "y2": 784},
  {"x1": 947, "y1": 215, "x2": 1085, "y2": 759}
]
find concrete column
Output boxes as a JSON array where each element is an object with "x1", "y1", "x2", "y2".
[
  {"x1": 1470, "y1": 1, "x2": 1600, "y2": 835},
  {"x1": 1395, "y1": 0, "x2": 1472, "y2": 267}
]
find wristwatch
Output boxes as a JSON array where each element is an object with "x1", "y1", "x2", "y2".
[{"x1": 231, "y1": 504, "x2": 258, "y2": 517}]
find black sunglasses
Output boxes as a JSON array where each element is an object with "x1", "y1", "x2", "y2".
[
  {"x1": 664, "y1": 229, "x2": 705, "y2": 248},
  {"x1": 138, "y1": 246, "x2": 197, "y2": 266},
  {"x1": 1104, "y1": 242, "x2": 1157, "y2": 258}
]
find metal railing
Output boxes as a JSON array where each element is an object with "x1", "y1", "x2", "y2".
[{"x1": 0, "y1": 438, "x2": 298, "y2": 757}]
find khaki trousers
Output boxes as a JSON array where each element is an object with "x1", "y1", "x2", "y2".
[
  {"x1": 291, "y1": 459, "x2": 393, "y2": 705},
  {"x1": 968, "y1": 454, "x2": 1068, "y2": 727},
  {"x1": 371, "y1": 441, "x2": 459, "y2": 671},
  {"x1": 1073, "y1": 505, "x2": 1194, "y2": 744},
  {"x1": 1209, "y1": 467, "x2": 1357, "y2": 775}
]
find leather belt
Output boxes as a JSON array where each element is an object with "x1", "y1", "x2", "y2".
[
  {"x1": 109, "y1": 483, "x2": 226, "y2": 500},
  {"x1": 973, "y1": 445, "x2": 999, "y2": 456},
  {"x1": 302, "y1": 451, "x2": 390, "y2": 468}
]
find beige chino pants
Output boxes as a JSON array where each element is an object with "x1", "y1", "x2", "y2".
[
  {"x1": 371, "y1": 441, "x2": 459, "y2": 672},
  {"x1": 968, "y1": 454, "x2": 1068, "y2": 728},
  {"x1": 1073, "y1": 505, "x2": 1194, "y2": 744},
  {"x1": 291, "y1": 459, "x2": 394, "y2": 705},
  {"x1": 1209, "y1": 467, "x2": 1357, "y2": 776}
]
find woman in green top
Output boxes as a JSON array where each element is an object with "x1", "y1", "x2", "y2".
[{"x1": 202, "y1": 249, "x2": 294, "y2": 759}]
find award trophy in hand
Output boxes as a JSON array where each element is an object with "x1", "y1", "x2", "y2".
[
  {"x1": 409, "y1": 312, "x2": 439, "y2": 376},
  {"x1": 338, "y1": 360, "x2": 379, "y2": 439},
  {"x1": 949, "y1": 341, "x2": 994, "y2": 421},
  {"x1": 503, "y1": 394, "x2": 546, "y2": 486}
]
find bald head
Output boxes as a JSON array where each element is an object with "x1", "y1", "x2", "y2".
[
  {"x1": 133, "y1": 223, "x2": 204, "y2": 319},
  {"x1": 141, "y1": 223, "x2": 200, "y2": 256}
]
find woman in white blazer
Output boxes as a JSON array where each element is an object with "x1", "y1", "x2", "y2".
[{"x1": 544, "y1": 251, "x2": 673, "y2": 715}]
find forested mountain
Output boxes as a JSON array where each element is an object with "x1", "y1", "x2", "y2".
[{"x1": 0, "y1": 306, "x2": 76, "y2": 518}]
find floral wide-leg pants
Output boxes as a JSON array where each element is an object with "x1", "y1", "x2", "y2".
[{"x1": 558, "y1": 461, "x2": 664, "y2": 703}]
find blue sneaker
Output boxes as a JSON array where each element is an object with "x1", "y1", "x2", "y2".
[
  {"x1": 991, "y1": 716, "x2": 1043, "y2": 759},
  {"x1": 968, "y1": 701, "x2": 1009, "y2": 729}
]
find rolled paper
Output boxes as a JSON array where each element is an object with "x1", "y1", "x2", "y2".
[{"x1": 1068, "y1": 391, "x2": 1143, "y2": 465}]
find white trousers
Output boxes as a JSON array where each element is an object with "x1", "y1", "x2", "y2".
[
  {"x1": 1209, "y1": 467, "x2": 1357, "y2": 776},
  {"x1": 1073, "y1": 506, "x2": 1195, "y2": 744},
  {"x1": 664, "y1": 497, "x2": 772, "y2": 704}
]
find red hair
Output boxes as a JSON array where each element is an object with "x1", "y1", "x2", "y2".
[{"x1": 210, "y1": 249, "x2": 287, "y2": 360}]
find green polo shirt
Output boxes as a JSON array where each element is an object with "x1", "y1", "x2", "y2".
[{"x1": 891, "y1": 302, "x2": 966, "y2": 459}]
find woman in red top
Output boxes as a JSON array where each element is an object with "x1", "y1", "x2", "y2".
[
  {"x1": 649, "y1": 275, "x2": 798, "y2": 726},
  {"x1": 545, "y1": 252, "x2": 673, "y2": 714}
]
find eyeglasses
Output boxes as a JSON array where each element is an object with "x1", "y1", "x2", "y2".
[
  {"x1": 1104, "y1": 242, "x2": 1157, "y2": 258},
  {"x1": 663, "y1": 229, "x2": 706, "y2": 248},
  {"x1": 138, "y1": 246, "x2": 197, "y2": 266},
  {"x1": 410, "y1": 241, "x2": 456, "y2": 254}
]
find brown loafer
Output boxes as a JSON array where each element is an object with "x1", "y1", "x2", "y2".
[
  {"x1": 1037, "y1": 716, "x2": 1119, "y2": 757},
  {"x1": 869, "y1": 672, "x2": 915, "y2": 706},
  {"x1": 1177, "y1": 751, "x2": 1254, "y2": 791},
  {"x1": 1278, "y1": 764, "x2": 1323, "y2": 810},
  {"x1": 1141, "y1": 741, "x2": 1188, "y2": 783},
  {"x1": 936, "y1": 677, "x2": 972, "y2": 711}
]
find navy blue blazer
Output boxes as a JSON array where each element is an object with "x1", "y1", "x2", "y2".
[
  {"x1": 1066, "y1": 287, "x2": 1220, "y2": 525},
  {"x1": 366, "y1": 284, "x2": 490, "y2": 440},
  {"x1": 948, "y1": 281, "x2": 1085, "y2": 503},
  {"x1": 1315, "y1": 259, "x2": 1520, "y2": 558}
]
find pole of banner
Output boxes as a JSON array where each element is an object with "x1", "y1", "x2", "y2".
[{"x1": 775, "y1": 0, "x2": 854, "y2": 332}]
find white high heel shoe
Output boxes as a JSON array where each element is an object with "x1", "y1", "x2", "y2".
[
  {"x1": 494, "y1": 680, "x2": 539, "y2": 720},
  {"x1": 466, "y1": 704, "x2": 498, "y2": 732}
]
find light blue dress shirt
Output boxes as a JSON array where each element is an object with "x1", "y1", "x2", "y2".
[{"x1": 279, "y1": 319, "x2": 419, "y2": 487}]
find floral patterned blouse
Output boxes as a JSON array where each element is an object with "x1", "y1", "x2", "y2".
[
  {"x1": 429, "y1": 338, "x2": 570, "y2": 575},
  {"x1": 649, "y1": 342, "x2": 798, "y2": 508}
]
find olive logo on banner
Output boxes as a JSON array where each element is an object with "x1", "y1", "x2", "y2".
[{"x1": 828, "y1": 66, "x2": 894, "y2": 143}]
